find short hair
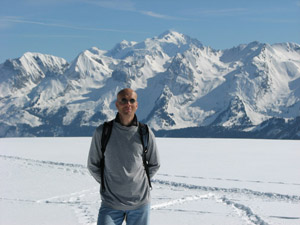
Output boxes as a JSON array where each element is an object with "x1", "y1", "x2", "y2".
[{"x1": 117, "y1": 88, "x2": 137, "y2": 99}]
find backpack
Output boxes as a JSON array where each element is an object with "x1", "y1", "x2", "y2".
[{"x1": 100, "y1": 120, "x2": 152, "y2": 192}]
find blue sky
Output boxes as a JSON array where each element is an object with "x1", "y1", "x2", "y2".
[{"x1": 1, "y1": 0, "x2": 300, "y2": 63}]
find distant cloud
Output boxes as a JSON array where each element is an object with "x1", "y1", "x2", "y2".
[
  {"x1": 21, "y1": 34, "x2": 90, "y2": 38},
  {"x1": 140, "y1": 11, "x2": 170, "y2": 19},
  {"x1": 0, "y1": 20, "x2": 11, "y2": 29},
  {"x1": 0, "y1": 16, "x2": 20, "y2": 29},
  {"x1": 85, "y1": 0, "x2": 135, "y2": 11},
  {"x1": 85, "y1": 0, "x2": 184, "y2": 20},
  {"x1": 203, "y1": 8, "x2": 248, "y2": 16},
  {"x1": 187, "y1": 8, "x2": 248, "y2": 17},
  {"x1": 248, "y1": 17, "x2": 300, "y2": 24},
  {"x1": 0, "y1": 16, "x2": 149, "y2": 34},
  {"x1": 139, "y1": 11, "x2": 187, "y2": 20}
]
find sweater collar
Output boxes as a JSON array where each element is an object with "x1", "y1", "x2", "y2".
[{"x1": 115, "y1": 113, "x2": 138, "y2": 127}]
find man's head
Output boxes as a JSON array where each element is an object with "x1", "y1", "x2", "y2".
[{"x1": 115, "y1": 88, "x2": 138, "y2": 118}]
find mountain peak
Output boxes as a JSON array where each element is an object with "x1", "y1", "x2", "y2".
[
  {"x1": 142, "y1": 30, "x2": 203, "y2": 57},
  {"x1": 158, "y1": 30, "x2": 184, "y2": 40},
  {"x1": 87, "y1": 47, "x2": 106, "y2": 55},
  {"x1": 106, "y1": 40, "x2": 137, "y2": 59},
  {"x1": 157, "y1": 30, "x2": 201, "y2": 46}
]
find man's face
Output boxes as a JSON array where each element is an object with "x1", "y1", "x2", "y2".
[{"x1": 115, "y1": 90, "x2": 138, "y2": 117}]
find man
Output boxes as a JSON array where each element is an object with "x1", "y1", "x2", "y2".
[{"x1": 88, "y1": 88, "x2": 160, "y2": 225}]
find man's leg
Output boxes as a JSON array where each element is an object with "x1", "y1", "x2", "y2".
[
  {"x1": 97, "y1": 205, "x2": 125, "y2": 225},
  {"x1": 125, "y1": 204, "x2": 150, "y2": 225}
]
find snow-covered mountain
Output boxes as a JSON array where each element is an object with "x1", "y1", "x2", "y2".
[{"x1": 1, "y1": 30, "x2": 300, "y2": 139}]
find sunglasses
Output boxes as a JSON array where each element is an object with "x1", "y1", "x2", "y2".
[{"x1": 119, "y1": 98, "x2": 136, "y2": 105}]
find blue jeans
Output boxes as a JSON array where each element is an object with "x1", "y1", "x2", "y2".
[{"x1": 97, "y1": 204, "x2": 150, "y2": 225}]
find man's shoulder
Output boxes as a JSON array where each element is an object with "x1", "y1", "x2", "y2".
[
  {"x1": 138, "y1": 122, "x2": 157, "y2": 140},
  {"x1": 95, "y1": 120, "x2": 114, "y2": 133},
  {"x1": 138, "y1": 122, "x2": 148, "y2": 128}
]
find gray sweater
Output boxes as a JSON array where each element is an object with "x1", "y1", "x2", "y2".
[{"x1": 87, "y1": 120, "x2": 160, "y2": 210}]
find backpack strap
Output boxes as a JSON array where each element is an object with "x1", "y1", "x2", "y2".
[
  {"x1": 100, "y1": 120, "x2": 113, "y2": 192},
  {"x1": 138, "y1": 122, "x2": 152, "y2": 189}
]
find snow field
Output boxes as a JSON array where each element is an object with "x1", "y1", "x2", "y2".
[{"x1": 0, "y1": 137, "x2": 299, "y2": 225}]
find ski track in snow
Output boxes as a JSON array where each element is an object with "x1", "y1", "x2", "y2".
[
  {"x1": 220, "y1": 196, "x2": 270, "y2": 225},
  {"x1": 1, "y1": 154, "x2": 300, "y2": 225},
  {"x1": 152, "y1": 179, "x2": 300, "y2": 202},
  {"x1": 166, "y1": 173, "x2": 300, "y2": 187}
]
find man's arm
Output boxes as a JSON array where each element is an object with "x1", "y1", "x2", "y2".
[
  {"x1": 87, "y1": 126, "x2": 103, "y2": 183},
  {"x1": 147, "y1": 128, "x2": 160, "y2": 179}
]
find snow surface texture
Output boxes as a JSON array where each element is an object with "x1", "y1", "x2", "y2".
[
  {"x1": 1, "y1": 137, "x2": 299, "y2": 225},
  {"x1": 0, "y1": 30, "x2": 300, "y2": 138}
]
